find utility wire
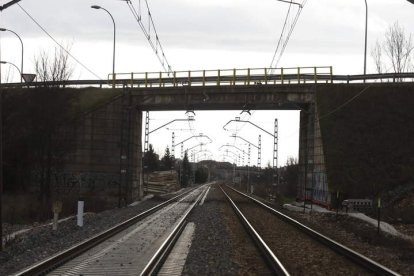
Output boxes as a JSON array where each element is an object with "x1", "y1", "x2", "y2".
[
  {"x1": 269, "y1": 0, "x2": 307, "y2": 72},
  {"x1": 269, "y1": 3, "x2": 293, "y2": 71},
  {"x1": 17, "y1": 3, "x2": 102, "y2": 80},
  {"x1": 237, "y1": 110, "x2": 256, "y2": 133},
  {"x1": 318, "y1": 85, "x2": 372, "y2": 120},
  {"x1": 274, "y1": 5, "x2": 303, "y2": 67},
  {"x1": 258, "y1": 84, "x2": 374, "y2": 148},
  {"x1": 225, "y1": 110, "x2": 256, "y2": 136},
  {"x1": 124, "y1": 0, "x2": 173, "y2": 74}
]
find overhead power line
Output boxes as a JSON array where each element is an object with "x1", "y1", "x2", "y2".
[
  {"x1": 124, "y1": 0, "x2": 173, "y2": 74},
  {"x1": 0, "y1": 0, "x2": 22, "y2": 11},
  {"x1": 318, "y1": 85, "x2": 373, "y2": 120},
  {"x1": 269, "y1": 0, "x2": 307, "y2": 71},
  {"x1": 17, "y1": 4, "x2": 101, "y2": 80}
]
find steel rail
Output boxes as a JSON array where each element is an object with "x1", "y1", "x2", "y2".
[
  {"x1": 140, "y1": 185, "x2": 209, "y2": 275},
  {"x1": 13, "y1": 187, "x2": 197, "y2": 276},
  {"x1": 219, "y1": 185, "x2": 289, "y2": 276},
  {"x1": 226, "y1": 185, "x2": 400, "y2": 276},
  {"x1": 1, "y1": 72, "x2": 414, "y2": 89}
]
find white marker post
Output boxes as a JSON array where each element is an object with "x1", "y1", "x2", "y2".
[
  {"x1": 77, "y1": 199, "x2": 84, "y2": 227},
  {"x1": 52, "y1": 201, "x2": 62, "y2": 231},
  {"x1": 77, "y1": 173, "x2": 84, "y2": 227}
]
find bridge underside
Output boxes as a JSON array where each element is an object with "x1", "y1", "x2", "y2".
[
  {"x1": 62, "y1": 83, "x2": 332, "y2": 206},
  {"x1": 130, "y1": 84, "x2": 326, "y2": 204},
  {"x1": 129, "y1": 84, "x2": 315, "y2": 111}
]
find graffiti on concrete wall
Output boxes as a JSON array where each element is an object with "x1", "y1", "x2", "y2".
[{"x1": 52, "y1": 171, "x2": 120, "y2": 195}]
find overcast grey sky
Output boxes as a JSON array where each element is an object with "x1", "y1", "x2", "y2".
[{"x1": 1, "y1": 0, "x2": 413, "y2": 166}]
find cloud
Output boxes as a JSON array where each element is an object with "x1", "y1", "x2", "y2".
[{"x1": 1, "y1": 0, "x2": 413, "y2": 74}]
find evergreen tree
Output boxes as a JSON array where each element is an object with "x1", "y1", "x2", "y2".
[
  {"x1": 280, "y1": 157, "x2": 298, "y2": 197},
  {"x1": 181, "y1": 151, "x2": 192, "y2": 187},
  {"x1": 160, "y1": 146, "x2": 174, "y2": 171},
  {"x1": 143, "y1": 144, "x2": 159, "y2": 172},
  {"x1": 195, "y1": 166, "x2": 209, "y2": 184}
]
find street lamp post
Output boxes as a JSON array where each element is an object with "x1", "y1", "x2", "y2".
[
  {"x1": 91, "y1": 5, "x2": 116, "y2": 87},
  {"x1": 0, "y1": 61, "x2": 21, "y2": 79},
  {"x1": 363, "y1": 0, "x2": 368, "y2": 78},
  {"x1": 0, "y1": 28, "x2": 23, "y2": 82}
]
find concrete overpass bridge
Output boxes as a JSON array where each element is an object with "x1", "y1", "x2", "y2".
[{"x1": 2, "y1": 66, "x2": 414, "y2": 207}]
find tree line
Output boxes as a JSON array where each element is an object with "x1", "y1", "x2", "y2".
[{"x1": 143, "y1": 144, "x2": 209, "y2": 187}]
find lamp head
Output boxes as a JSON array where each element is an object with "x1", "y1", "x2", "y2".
[
  {"x1": 91, "y1": 5, "x2": 101, "y2": 9},
  {"x1": 407, "y1": 0, "x2": 414, "y2": 4},
  {"x1": 0, "y1": 61, "x2": 7, "y2": 64},
  {"x1": 0, "y1": 28, "x2": 7, "y2": 32}
]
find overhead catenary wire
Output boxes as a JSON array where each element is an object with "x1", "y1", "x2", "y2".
[
  {"x1": 271, "y1": 1, "x2": 305, "y2": 69},
  {"x1": 269, "y1": 0, "x2": 307, "y2": 72},
  {"x1": 274, "y1": 5, "x2": 303, "y2": 66},
  {"x1": 269, "y1": 3, "x2": 293, "y2": 70},
  {"x1": 255, "y1": 83, "x2": 374, "y2": 149},
  {"x1": 237, "y1": 110, "x2": 256, "y2": 133},
  {"x1": 124, "y1": 0, "x2": 173, "y2": 74},
  {"x1": 224, "y1": 110, "x2": 256, "y2": 137},
  {"x1": 17, "y1": 3, "x2": 102, "y2": 80},
  {"x1": 318, "y1": 84, "x2": 373, "y2": 120}
]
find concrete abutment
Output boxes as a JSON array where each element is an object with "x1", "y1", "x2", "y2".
[
  {"x1": 298, "y1": 103, "x2": 330, "y2": 206},
  {"x1": 64, "y1": 91, "x2": 143, "y2": 206}
]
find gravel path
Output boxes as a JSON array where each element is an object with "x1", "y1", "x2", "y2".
[{"x1": 0, "y1": 197, "x2": 166, "y2": 275}]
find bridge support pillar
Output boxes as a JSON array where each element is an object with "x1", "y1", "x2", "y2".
[
  {"x1": 298, "y1": 103, "x2": 330, "y2": 207},
  {"x1": 62, "y1": 91, "x2": 143, "y2": 207}
]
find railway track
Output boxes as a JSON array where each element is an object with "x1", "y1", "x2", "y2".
[
  {"x1": 12, "y1": 183, "x2": 401, "y2": 275},
  {"x1": 220, "y1": 184, "x2": 400, "y2": 276},
  {"x1": 13, "y1": 186, "x2": 208, "y2": 276}
]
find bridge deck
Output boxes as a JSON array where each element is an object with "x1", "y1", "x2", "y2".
[{"x1": 1, "y1": 67, "x2": 414, "y2": 89}]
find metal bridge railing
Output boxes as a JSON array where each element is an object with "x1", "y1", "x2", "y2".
[
  {"x1": 110, "y1": 66, "x2": 334, "y2": 88},
  {"x1": 1, "y1": 68, "x2": 414, "y2": 89}
]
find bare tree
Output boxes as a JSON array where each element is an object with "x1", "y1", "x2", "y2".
[
  {"x1": 371, "y1": 40, "x2": 384, "y2": 74},
  {"x1": 385, "y1": 22, "x2": 413, "y2": 73},
  {"x1": 371, "y1": 22, "x2": 414, "y2": 75},
  {"x1": 34, "y1": 45, "x2": 74, "y2": 85},
  {"x1": 2, "y1": 45, "x2": 78, "y2": 219}
]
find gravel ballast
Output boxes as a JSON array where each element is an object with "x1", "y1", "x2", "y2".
[
  {"x1": 184, "y1": 184, "x2": 414, "y2": 275},
  {"x1": 286, "y1": 210, "x2": 414, "y2": 275},
  {"x1": 182, "y1": 185, "x2": 272, "y2": 275},
  {"x1": 0, "y1": 197, "x2": 165, "y2": 275},
  {"x1": 1, "y1": 184, "x2": 413, "y2": 275}
]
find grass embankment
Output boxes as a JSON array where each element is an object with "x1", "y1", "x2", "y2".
[{"x1": 316, "y1": 83, "x2": 414, "y2": 221}]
